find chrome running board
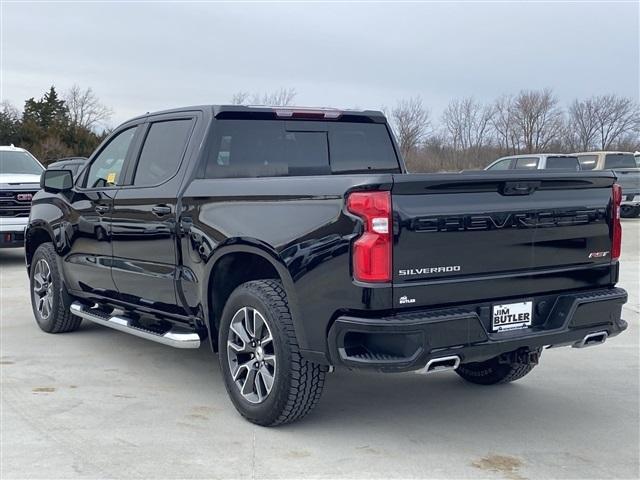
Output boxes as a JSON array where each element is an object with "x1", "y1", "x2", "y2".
[{"x1": 70, "y1": 302, "x2": 201, "y2": 349}]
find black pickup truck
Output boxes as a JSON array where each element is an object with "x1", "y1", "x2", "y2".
[{"x1": 26, "y1": 105, "x2": 628, "y2": 426}]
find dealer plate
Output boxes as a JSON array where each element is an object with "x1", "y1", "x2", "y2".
[{"x1": 492, "y1": 301, "x2": 532, "y2": 332}]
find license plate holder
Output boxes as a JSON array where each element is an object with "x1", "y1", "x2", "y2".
[{"x1": 492, "y1": 301, "x2": 533, "y2": 332}]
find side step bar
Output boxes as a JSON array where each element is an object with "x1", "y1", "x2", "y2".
[{"x1": 70, "y1": 302, "x2": 201, "y2": 349}]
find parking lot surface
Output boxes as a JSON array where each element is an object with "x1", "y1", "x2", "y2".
[{"x1": 1, "y1": 220, "x2": 638, "y2": 479}]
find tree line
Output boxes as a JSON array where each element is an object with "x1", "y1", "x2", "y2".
[
  {"x1": 2, "y1": 85, "x2": 637, "y2": 172},
  {"x1": 388, "y1": 90, "x2": 639, "y2": 172},
  {"x1": 0, "y1": 85, "x2": 112, "y2": 164}
]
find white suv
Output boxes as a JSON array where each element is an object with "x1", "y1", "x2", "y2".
[
  {"x1": 485, "y1": 154, "x2": 581, "y2": 171},
  {"x1": 0, "y1": 145, "x2": 44, "y2": 248}
]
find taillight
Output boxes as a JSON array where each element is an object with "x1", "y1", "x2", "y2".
[
  {"x1": 346, "y1": 191, "x2": 392, "y2": 282},
  {"x1": 611, "y1": 183, "x2": 622, "y2": 261}
]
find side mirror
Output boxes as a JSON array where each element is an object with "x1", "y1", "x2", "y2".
[{"x1": 41, "y1": 169, "x2": 74, "y2": 193}]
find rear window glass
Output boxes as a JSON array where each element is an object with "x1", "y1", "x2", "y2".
[
  {"x1": 203, "y1": 120, "x2": 399, "y2": 178},
  {"x1": 578, "y1": 155, "x2": 598, "y2": 170},
  {"x1": 546, "y1": 156, "x2": 580, "y2": 170},
  {"x1": 604, "y1": 154, "x2": 636, "y2": 169}
]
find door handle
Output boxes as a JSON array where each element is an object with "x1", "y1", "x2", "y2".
[
  {"x1": 152, "y1": 205, "x2": 172, "y2": 216},
  {"x1": 94, "y1": 205, "x2": 110, "y2": 215}
]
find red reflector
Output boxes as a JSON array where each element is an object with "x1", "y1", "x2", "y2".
[
  {"x1": 347, "y1": 191, "x2": 391, "y2": 282},
  {"x1": 611, "y1": 183, "x2": 622, "y2": 261}
]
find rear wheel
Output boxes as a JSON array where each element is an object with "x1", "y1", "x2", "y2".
[
  {"x1": 30, "y1": 243, "x2": 81, "y2": 333},
  {"x1": 218, "y1": 280, "x2": 327, "y2": 426},
  {"x1": 620, "y1": 205, "x2": 640, "y2": 218},
  {"x1": 456, "y1": 349, "x2": 541, "y2": 385}
]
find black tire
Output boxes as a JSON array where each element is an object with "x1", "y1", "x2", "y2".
[
  {"x1": 218, "y1": 280, "x2": 326, "y2": 426},
  {"x1": 456, "y1": 349, "x2": 541, "y2": 385},
  {"x1": 620, "y1": 205, "x2": 640, "y2": 218},
  {"x1": 29, "y1": 243, "x2": 82, "y2": 333}
]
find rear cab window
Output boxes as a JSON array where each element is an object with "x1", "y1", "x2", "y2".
[
  {"x1": 604, "y1": 154, "x2": 636, "y2": 169},
  {"x1": 545, "y1": 156, "x2": 580, "y2": 170},
  {"x1": 202, "y1": 119, "x2": 400, "y2": 178}
]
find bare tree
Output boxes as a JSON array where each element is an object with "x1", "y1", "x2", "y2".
[
  {"x1": 64, "y1": 85, "x2": 112, "y2": 130},
  {"x1": 567, "y1": 98, "x2": 599, "y2": 151},
  {"x1": 512, "y1": 88, "x2": 565, "y2": 153},
  {"x1": 592, "y1": 94, "x2": 640, "y2": 149},
  {"x1": 230, "y1": 88, "x2": 297, "y2": 106},
  {"x1": 391, "y1": 96, "x2": 430, "y2": 159},
  {"x1": 491, "y1": 95, "x2": 520, "y2": 154},
  {"x1": 442, "y1": 97, "x2": 494, "y2": 153},
  {"x1": 231, "y1": 91, "x2": 251, "y2": 105}
]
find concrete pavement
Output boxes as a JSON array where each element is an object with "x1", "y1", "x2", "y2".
[{"x1": 1, "y1": 219, "x2": 638, "y2": 479}]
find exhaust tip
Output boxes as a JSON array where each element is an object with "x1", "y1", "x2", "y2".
[
  {"x1": 416, "y1": 355, "x2": 461, "y2": 375},
  {"x1": 573, "y1": 331, "x2": 608, "y2": 349}
]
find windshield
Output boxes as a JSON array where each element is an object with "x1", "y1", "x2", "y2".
[
  {"x1": 0, "y1": 150, "x2": 44, "y2": 175},
  {"x1": 604, "y1": 154, "x2": 636, "y2": 169}
]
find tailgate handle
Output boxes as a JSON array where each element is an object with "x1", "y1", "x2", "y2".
[{"x1": 501, "y1": 181, "x2": 540, "y2": 196}]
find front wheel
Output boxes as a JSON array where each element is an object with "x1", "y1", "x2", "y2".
[
  {"x1": 456, "y1": 349, "x2": 541, "y2": 385},
  {"x1": 30, "y1": 243, "x2": 82, "y2": 333},
  {"x1": 218, "y1": 280, "x2": 326, "y2": 426}
]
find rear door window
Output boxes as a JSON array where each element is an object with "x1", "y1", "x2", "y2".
[
  {"x1": 204, "y1": 119, "x2": 398, "y2": 178},
  {"x1": 578, "y1": 155, "x2": 598, "y2": 170},
  {"x1": 514, "y1": 157, "x2": 539, "y2": 170},
  {"x1": 133, "y1": 119, "x2": 194, "y2": 186},
  {"x1": 545, "y1": 156, "x2": 580, "y2": 170}
]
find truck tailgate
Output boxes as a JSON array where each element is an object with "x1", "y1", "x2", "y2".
[{"x1": 391, "y1": 172, "x2": 617, "y2": 309}]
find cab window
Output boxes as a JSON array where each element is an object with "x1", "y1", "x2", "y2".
[
  {"x1": 577, "y1": 155, "x2": 598, "y2": 170},
  {"x1": 514, "y1": 157, "x2": 539, "y2": 170},
  {"x1": 84, "y1": 127, "x2": 138, "y2": 188},
  {"x1": 488, "y1": 159, "x2": 513, "y2": 170}
]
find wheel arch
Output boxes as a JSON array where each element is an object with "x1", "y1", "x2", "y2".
[
  {"x1": 203, "y1": 242, "x2": 301, "y2": 352},
  {"x1": 25, "y1": 223, "x2": 55, "y2": 273}
]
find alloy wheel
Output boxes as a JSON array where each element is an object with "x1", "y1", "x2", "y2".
[
  {"x1": 227, "y1": 306, "x2": 277, "y2": 404},
  {"x1": 32, "y1": 259, "x2": 54, "y2": 320}
]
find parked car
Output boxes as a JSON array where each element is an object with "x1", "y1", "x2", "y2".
[
  {"x1": 634, "y1": 151, "x2": 640, "y2": 167},
  {"x1": 27, "y1": 105, "x2": 628, "y2": 426},
  {"x1": 47, "y1": 157, "x2": 88, "y2": 179},
  {"x1": 485, "y1": 154, "x2": 581, "y2": 171},
  {"x1": 573, "y1": 151, "x2": 640, "y2": 218},
  {"x1": 0, "y1": 145, "x2": 44, "y2": 248}
]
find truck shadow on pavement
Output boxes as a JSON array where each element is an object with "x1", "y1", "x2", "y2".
[
  {"x1": 64, "y1": 322, "x2": 615, "y2": 438},
  {"x1": 0, "y1": 248, "x2": 26, "y2": 267}
]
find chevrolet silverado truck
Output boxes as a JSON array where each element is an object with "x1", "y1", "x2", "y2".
[
  {"x1": 26, "y1": 105, "x2": 628, "y2": 426},
  {"x1": 574, "y1": 151, "x2": 640, "y2": 218},
  {"x1": 1, "y1": 145, "x2": 44, "y2": 248}
]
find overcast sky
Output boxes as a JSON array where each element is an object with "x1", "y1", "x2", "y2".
[{"x1": 2, "y1": 1, "x2": 638, "y2": 128}]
